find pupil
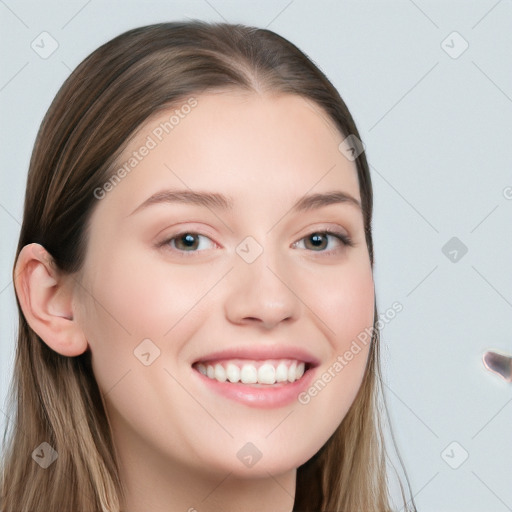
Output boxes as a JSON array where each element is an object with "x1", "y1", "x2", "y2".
[
  {"x1": 180, "y1": 233, "x2": 197, "y2": 249},
  {"x1": 309, "y1": 233, "x2": 326, "y2": 249}
]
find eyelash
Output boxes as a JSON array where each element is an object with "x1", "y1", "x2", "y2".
[{"x1": 157, "y1": 229, "x2": 354, "y2": 256}]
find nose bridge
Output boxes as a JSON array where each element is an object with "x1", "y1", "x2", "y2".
[{"x1": 223, "y1": 234, "x2": 301, "y2": 328}]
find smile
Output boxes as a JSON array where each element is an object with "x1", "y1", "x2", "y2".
[{"x1": 193, "y1": 358, "x2": 308, "y2": 385}]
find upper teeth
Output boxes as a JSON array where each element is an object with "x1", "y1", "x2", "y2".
[{"x1": 195, "y1": 359, "x2": 306, "y2": 385}]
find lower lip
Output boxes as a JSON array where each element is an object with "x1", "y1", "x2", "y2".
[{"x1": 192, "y1": 365, "x2": 317, "y2": 409}]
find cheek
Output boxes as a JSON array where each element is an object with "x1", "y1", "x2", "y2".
[
  {"x1": 323, "y1": 260, "x2": 374, "y2": 395},
  {"x1": 76, "y1": 244, "x2": 222, "y2": 396},
  {"x1": 82, "y1": 244, "x2": 212, "y2": 342},
  {"x1": 294, "y1": 257, "x2": 374, "y2": 427},
  {"x1": 305, "y1": 256, "x2": 375, "y2": 345}
]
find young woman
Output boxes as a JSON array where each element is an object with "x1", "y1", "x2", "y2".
[{"x1": 1, "y1": 21, "x2": 416, "y2": 512}]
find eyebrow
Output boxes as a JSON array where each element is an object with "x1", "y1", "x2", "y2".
[{"x1": 128, "y1": 188, "x2": 361, "y2": 216}]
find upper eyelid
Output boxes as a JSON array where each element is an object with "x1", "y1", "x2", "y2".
[{"x1": 159, "y1": 220, "x2": 351, "y2": 240}]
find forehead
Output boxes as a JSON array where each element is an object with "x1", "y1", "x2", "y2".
[{"x1": 94, "y1": 91, "x2": 361, "y2": 218}]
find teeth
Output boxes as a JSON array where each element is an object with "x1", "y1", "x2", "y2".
[
  {"x1": 288, "y1": 361, "x2": 297, "y2": 382},
  {"x1": 275, "y1": 362, "x2": 288, "y2": 382},
  {"x1": 258, "y1": 363, "x2": 276, "y2": 384},
  {"x1": 214, "y1": 363, "x2": 227, "y2": 382},
  {"x1": 196, "y1": 359, "x2": 308, "y2": 385},
  {"x1": 296, "y1": 362, "x2": 305, "y2": 379},
  {"x1": 226, "y1": 363, "x2": 240, "y2": 383},
  {"x1": 240, "y1": 364, "x2": 258, "y2": 384}
]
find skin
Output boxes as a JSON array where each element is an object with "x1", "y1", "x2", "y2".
[{"x1": 15, "y1": 91, "x2": 375, "y2": 512}]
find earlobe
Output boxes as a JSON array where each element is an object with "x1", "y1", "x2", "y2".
[{"x1": 14, "y1": 243, "x2": 88, "y2": 357}]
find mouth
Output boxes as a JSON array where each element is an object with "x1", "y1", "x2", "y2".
[
  {"x1": 192, "y1": 358, "x2": 315, "y2": 387},
  {"x1": 190, "y1": 346, "x2": 320, "y2": 408}
]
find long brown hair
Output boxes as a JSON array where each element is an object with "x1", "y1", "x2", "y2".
[{"x1": 1, "y1": 21, "x2": 416, "y2": 511}]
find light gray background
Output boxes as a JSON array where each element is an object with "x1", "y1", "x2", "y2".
[{"x1": 1, "y1": 1, "x2": 511, "y2": 511}]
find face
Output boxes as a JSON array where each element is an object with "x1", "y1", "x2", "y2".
[{"x1": 75, "y1": 91, "x2": 375, "y2": 478}]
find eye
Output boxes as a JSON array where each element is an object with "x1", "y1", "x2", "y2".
[
  {"x1": 157, "y1": 229, "x2": 354, "y2": 256},
  {"x1": 159, "y1": 232, "x2": 216, "y2": 254},
  {"x1": 293, "y1": 230, "x2": 354, "y2": 253}
]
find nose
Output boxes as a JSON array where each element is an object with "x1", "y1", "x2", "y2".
[{"x1": 223, "y1": 246, "x2": 302, "y2": 330}]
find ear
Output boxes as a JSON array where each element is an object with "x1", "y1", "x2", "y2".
[{"x1": 14, "y1": 243, "x2": 88, "y2": 357}]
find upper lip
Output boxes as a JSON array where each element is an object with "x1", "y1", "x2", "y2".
[{"x1": 193, "y1": 345, "x2": 321, "y2": 367}]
